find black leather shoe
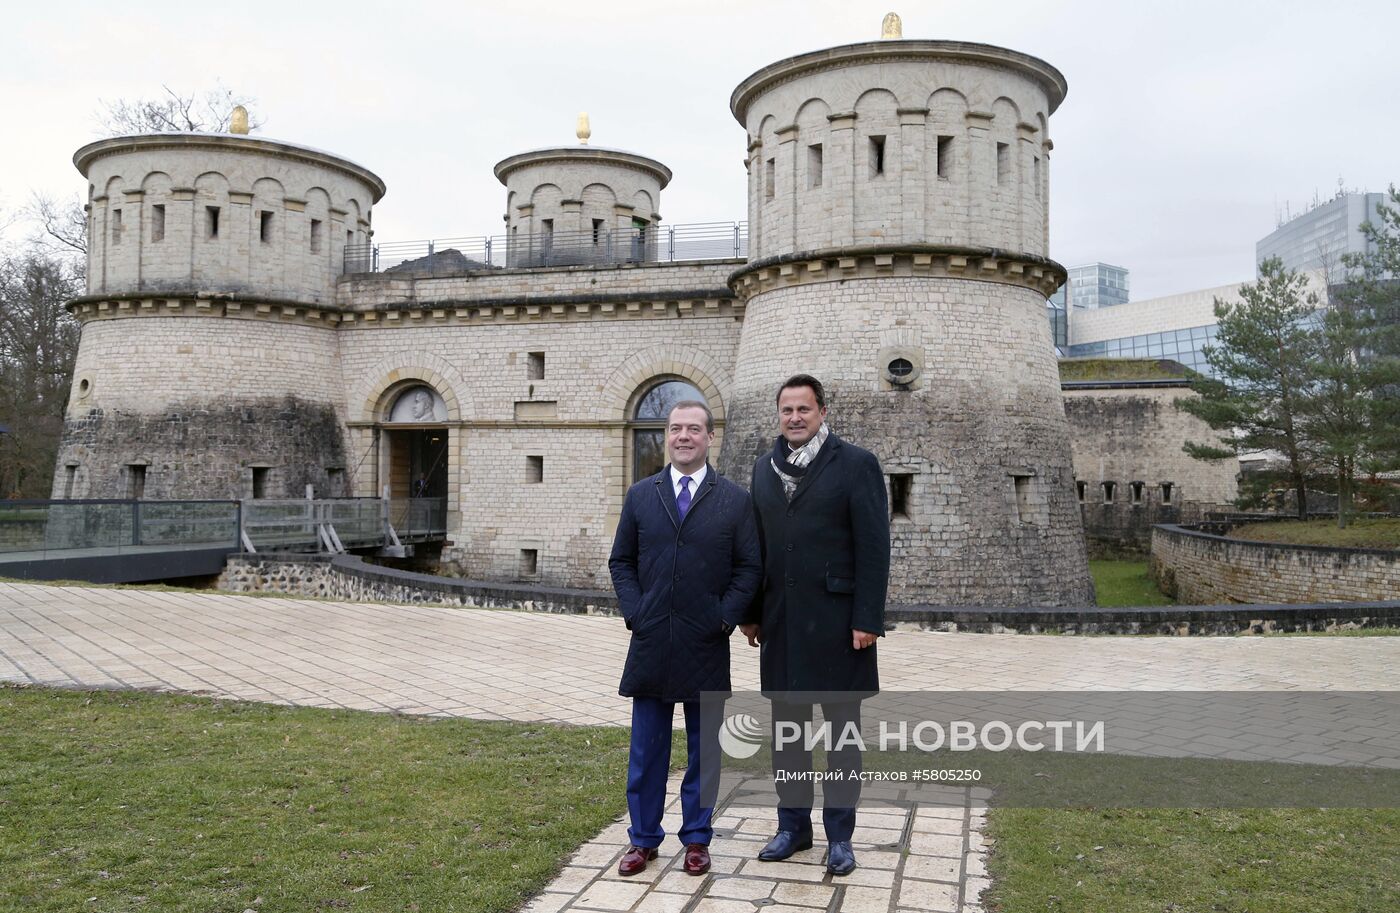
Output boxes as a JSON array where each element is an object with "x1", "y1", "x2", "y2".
[
  {"x1": 757, "y1": 829, "x2": 814, "y2": 861},
  {"x1": 826, "y1": 840, "x2": 857, "y2": 876}
]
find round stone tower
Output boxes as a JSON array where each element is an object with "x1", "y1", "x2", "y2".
[
  {"x1": 493, "y1": 117, "x2": 671, "y2": 267},
  {"x1": 719, "y1": 22, "x2": 1094, "y2": 605},
  {"x1": 54, "y1": 129, "x2": 386, "y2": 501}
]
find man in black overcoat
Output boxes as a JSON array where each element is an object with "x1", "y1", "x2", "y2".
[
  {"x1": 609, "y1": 400, "x2": 763, "y2": 878},
  {"x1": 740, "y1": 374, "x2": 890, "y2": 876}
]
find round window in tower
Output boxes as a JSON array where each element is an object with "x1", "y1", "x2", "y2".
[
  {"x1": 78, "y1": 378, "x2": 91, "y2": 397},
  {"x1": 886, "y1": 358, "x2": 916, "y2": 385}
]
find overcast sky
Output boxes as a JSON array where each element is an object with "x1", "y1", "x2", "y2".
[{"x1": 3, "y1": 0, "x2": 1396, "y2": 300}]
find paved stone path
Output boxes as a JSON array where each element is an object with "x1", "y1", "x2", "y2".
[{"x1": 2, "y1": 581, "x2": 1397, "y2": 913}]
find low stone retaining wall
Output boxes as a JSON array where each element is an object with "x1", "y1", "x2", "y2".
[
  {"x1": 219, "y1": 552, "x2": 1400, "y2": 635},
  {"x1": 218, "y1": 553, "x2": 617, "y2": 614},
  {"x1": 1151, "y1": 523, "x2": 1400, "y2": 606}
]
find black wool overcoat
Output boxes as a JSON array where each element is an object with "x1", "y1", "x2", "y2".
[
  {"x1": 746, "y1": 434, "x2": 890, "y2": 698},
  {"x1": 609, "y1": 464, "x2": 763, "y2": 701}
]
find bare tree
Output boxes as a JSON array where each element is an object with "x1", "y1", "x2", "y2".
[
  {"x1": 96, "y1": 84, "x2": 263, "y2": 136},
  {"x1": 25, "y1": 193, "x2": 87, "y2": 264}
]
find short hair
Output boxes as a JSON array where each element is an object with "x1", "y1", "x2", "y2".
[
  {"x1": 776, "y1": 374, "x2": 826, "y2": 408},
  {"x1": 668, "y1": 400, "x2": 714, "y2": 433}
]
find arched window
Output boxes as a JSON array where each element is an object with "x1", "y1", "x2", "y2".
[{"x1": 630, "y1": 379, "x2": 705, "y2": 481}]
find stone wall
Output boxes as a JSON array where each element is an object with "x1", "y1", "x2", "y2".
[
  {"x1": 1064, "y1": 384, "x2": 1238, "y2": 554},
  {"x1": 218, "y1": 553, "x2": 618, "y2": 614},
  {"x1": 1150, "y1": 524, "x2": 1400, "y2": 605}
]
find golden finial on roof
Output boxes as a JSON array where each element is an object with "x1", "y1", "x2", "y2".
[
  {"x1": 229, "y1": 105, "x2": 250, "y2": 135},
  {"x1": 576, "y1": 112, "x2": 591, "y2": 145},
  {"x1": 881, "y1": 12, "x2": 903, "y2": 39}
]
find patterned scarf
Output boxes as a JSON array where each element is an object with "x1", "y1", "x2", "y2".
[{"x1": 770, "y1": 423, "x2": 830, "y2": 501}]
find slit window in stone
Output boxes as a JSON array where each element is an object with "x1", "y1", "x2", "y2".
[
  {"x1": 111, "y1": 208, "x2": 122, "y2": 243},
  {"x1": 869, "y1": 135, "x2": 886, "y2": 177},
  {"x1": 996, "y1": 142, "x2": 1009, "y2": 184},
  {"x1": 1076, "y1": 480, "x2": 1087, "y2": 502},
  {"x1": 252, "y1": 467, "x2": 269, "y2": 499},
  {"x1": 1013, "y1": 474, "x2": 1033, "y2": 522},
  {"x1": 1102, "y1": 480, "x2": 1116, "y2": 503},
  {"x1": 1130, "y1": 481, "x2": 1144, "y2": 504},
  {"x1": 765, "y1": 158, "x2": 775, "y2": 199},
  {"x1": 151, "y1": 204, "x2": 165, "y2": 242},
  {"x1": 310, "y1": 218, "x2": 322, "y2": 253},
  {"x1": 889, "y1": 473, "x2": 913, "y2": 520},
  {"x1": 259, "y1": 210, "x2": 273, "y2": 242},
  {"x1": 1161, "y1": 482, "x2": 1174, "y2": 504},
  {"x1": 526, "y1": 455, "x2": 544, "y2": 484},
  {"x1": 936, "y1": 135, "x2": 953, "y2": 178},
  {"x1": 126, "y1": 464, "x2": 146, "y2": 500},
  {"x1": 807, "y1": 143, "x2": 823, "y2": 189},
  {"x1": 206, "y1": 206, "x2": 220, "y2": 239}
]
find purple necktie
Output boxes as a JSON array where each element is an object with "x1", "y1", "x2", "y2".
[{"x1": 678, "y1": 476, "x2": 692, "y2": 520}]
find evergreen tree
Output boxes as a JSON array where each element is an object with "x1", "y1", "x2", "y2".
[{"x1": 1177, "y1": 257, "x2": 1320, "y2": 518}]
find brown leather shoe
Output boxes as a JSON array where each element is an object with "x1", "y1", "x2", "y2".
[
  {"x1": 683, "y1": 842, "x2": 711, "y2": 875},
  {"x1": 618, "y1": 845, "x2": 659, "y2": 876}
]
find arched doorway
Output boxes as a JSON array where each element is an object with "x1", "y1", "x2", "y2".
[
  {"x1": 628, "y1": 378, "x2": 707, "y2": 482},
  {"x1": 382, "y1": 384, "x2": 450, "y2": 501}
]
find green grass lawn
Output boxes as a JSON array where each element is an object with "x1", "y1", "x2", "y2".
[
  {"x1": 0, "y1": 685, "x2": 631, "y2": 913},
  {"x1": 1230, "y1": 516, "x2": 1400, "y2": 549},
  {"x1": 985, "y1": 807, "x2": 1400, "y2": 912},
  {"x1": 1089, "y1": 559, "x2": 1172, "y2": 608}
]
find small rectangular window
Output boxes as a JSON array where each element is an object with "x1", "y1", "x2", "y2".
[
  {"x1": 526, "y1": 455, "x2": 544, "y2": 484},
  {"x1": 127, "y1": 464, "x2": 146, "y2": 500},
  {"x1": 527, "y1": 351, "x2": 545, "y2": 380},
  {"x1": 310, "y1": 218, "x2": 322, "y2": 253},
  {"x1": 64, "y1": 465, "x2": 77, "y2": 499},
  {"x1": 996, "y1": 142, "x2": 1009, "y2": 185},
  {"x1": 1076, "y1": 480, "x2": 1087, "y2": 503},
  {"x1": 252, "y1": 467, "x2": 270, "y2": 499},
  {"x1": 1161, "y1": 482, "x2": 1175, "y2": 505},
  {"x1": 592, "y1": 218, "x2": 604, "y2": 244},
  {"x1": 936, "y1": 135, "x2": 954, "y2": 178},
  {"x1": 520, "y1": 548, "x2": 538, "y2": 577},
  {"x1": 206, "y1": 206, "x2": 220, "y2": 239},
  {"x1": 259, "y1": 210, "x2": 273, "y2": 242},
  {"x1": 869, "y1": 135, "x2": 886, "y2": 177},
  {"x1": 1033, "y1": 156, "x2": 1041, "y2": 198},
  {"x1": 889, "y1": 473, "x2": 912, "y2": 520},
  {"x1": 346, "y1": 229, "x2": 354, "y2": 248},
  {"x1": 1102, "y1": 481, "x2": 1116, "y2": 503},
  {"x1": 542, "y1": 218, "x2": 554, "y2": 237},
  {"x1": 111, "y1": 208, "x2": 122, "y2": 244},
  {"x1": 764, "y1": 159, "x2": 775, "y2": 200},
  {"x1": 151, "y1": 204, "x2": 165, "y2": 242},
  {"x1": 1013, "y1": 475, "x2": 1033, "y2": 523},
  {"x1": 1130, "y1": 481, "x2": 1144, "y2": 505},
  {"x1": 807, "y1": 143, "x2": 823, "y2": 189}
]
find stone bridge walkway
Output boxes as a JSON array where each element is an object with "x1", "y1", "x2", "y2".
[{"x1": 2, "y1": 581, "x2": 1397, "y2": 913}]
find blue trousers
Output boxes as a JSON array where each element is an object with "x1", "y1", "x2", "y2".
[
  {"x1": 627, "y1": 697, "x2": 720, "y2": 848},
  {"x1": 771, "y1": 700, "x2": 862, "y2": 842}
]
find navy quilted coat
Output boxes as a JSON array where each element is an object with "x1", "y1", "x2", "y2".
[{"x1": 609, "y1": 464, "x2": 763, "y2": 701}]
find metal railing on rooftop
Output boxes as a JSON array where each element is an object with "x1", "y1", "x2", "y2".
[{"x1": 344, "y1": 220, "x2": 748, "y2": 276}]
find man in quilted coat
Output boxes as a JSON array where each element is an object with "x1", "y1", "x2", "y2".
[{"x1": 609, "y1": 400, "x2": 763, "y2": 877}]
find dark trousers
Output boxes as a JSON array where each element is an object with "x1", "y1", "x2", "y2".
[
  {"x1": 770, "y1": 700, "x2": 863, "y2": 842},
  {"x1": 627, "y1": 697, "x2": 720, "y2": 848}
]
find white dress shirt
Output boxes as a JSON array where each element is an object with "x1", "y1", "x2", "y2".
[{"x1": 670, "y1": 463, "x2": 708, "y2": 499}]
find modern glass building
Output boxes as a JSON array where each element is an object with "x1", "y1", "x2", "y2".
[
  {"x1": 1257, "y1": 192, "x2": 1386, "y2": 277},
  {"x1": 1068, "y1": 323, "x2": 1220, "y2": 376},
  {"x1": 1046, "y1": 300, "x2": 1068, "y2": 353},
  {"x1": 1051, "y1": 262, "x2": 1130, "y2": 310}
]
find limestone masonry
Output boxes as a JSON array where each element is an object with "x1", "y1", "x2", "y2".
[{"x1": 54, "y1": 27, "x2": 1096, "y2": 605}]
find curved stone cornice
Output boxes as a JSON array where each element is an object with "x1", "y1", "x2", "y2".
[
  {"x1": 728, "y1": 245, "x2": 1067, "y2": 298},
  {"x1": 73, "y1": 132, "x2": 387, "y2": 202},
  {"x1": 730, "y1": 40, "x2": 1068, "y2": 123},
  {"x1": 493, "y1": 145, "x2": 673, "y2": 189}
]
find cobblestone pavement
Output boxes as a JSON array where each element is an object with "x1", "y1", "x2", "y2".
[{"x1": 3, "y1": 582, "x2": 1397, "y2": 912}]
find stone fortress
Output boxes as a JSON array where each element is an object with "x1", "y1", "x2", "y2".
[{"x1": 55, "y1": 16, "x2": 1126, "y2": 605}]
